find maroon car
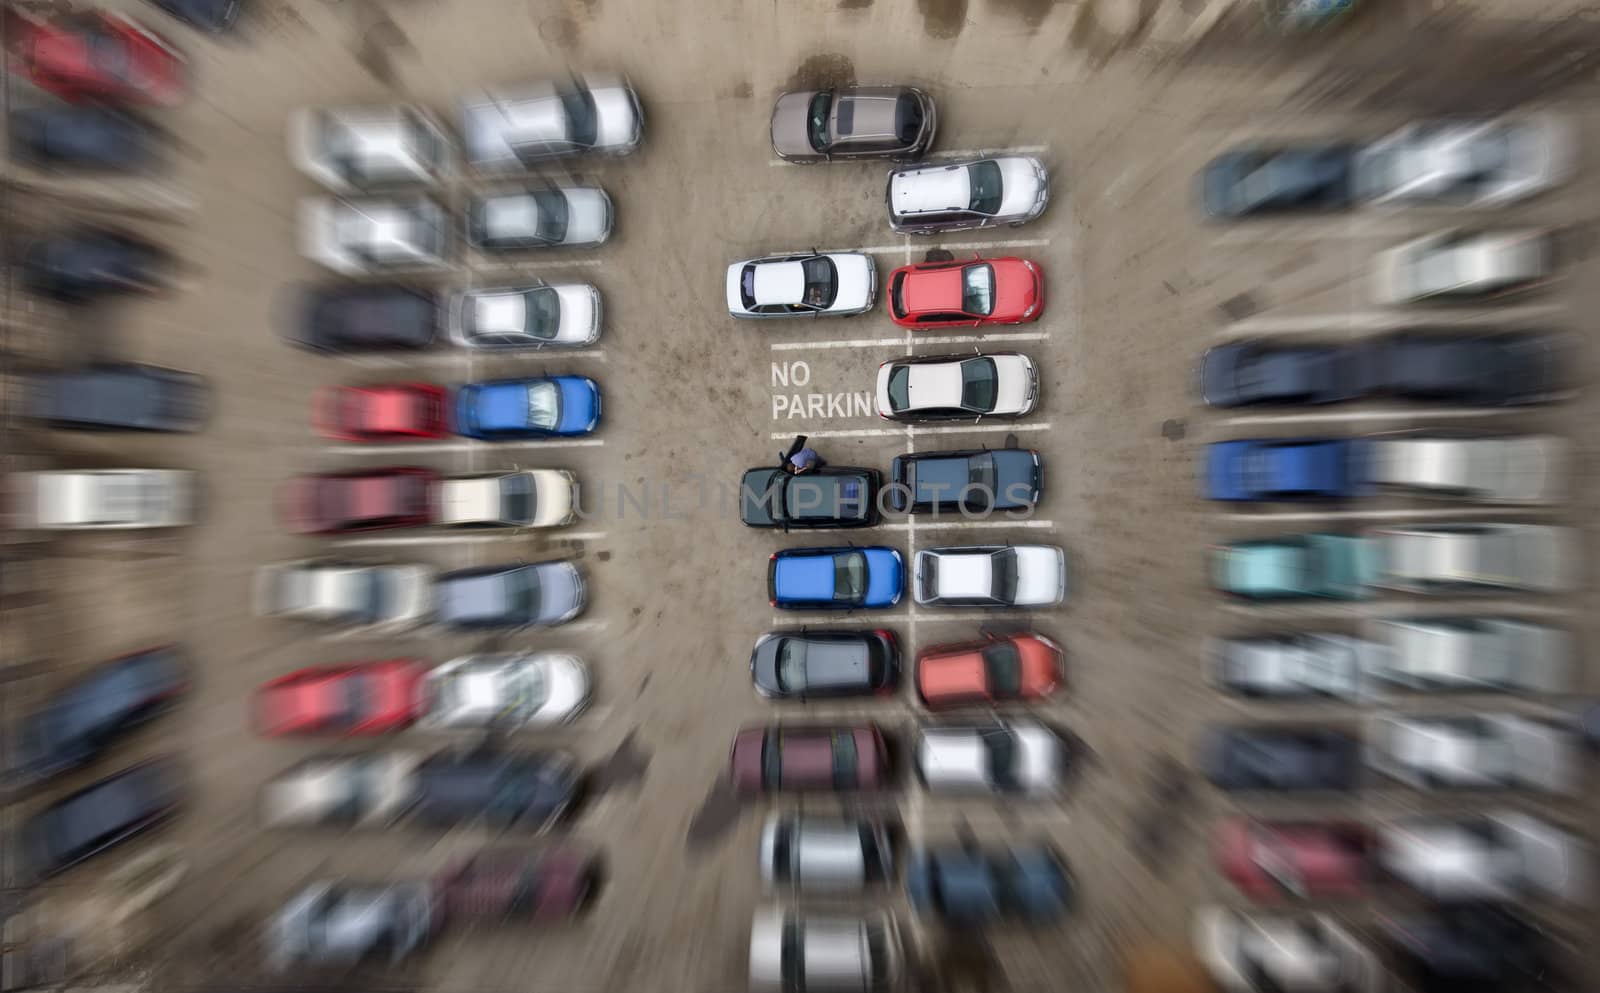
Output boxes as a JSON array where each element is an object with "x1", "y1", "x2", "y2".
[
  {"x1": 433, "y1": 849, "x2": 597, "y2": 924},
  {"x1": 730, "y1": 725, "x2": 889, "y2": 795},
  {"x1": 280, "y1": 467, "x2": 438, "y2": 535},
  {"x1": 1214, "y1": 817, "x2": 1372, "y2": 902}
]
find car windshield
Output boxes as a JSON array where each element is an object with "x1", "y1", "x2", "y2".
[
  {"x1": 531, "y1": 191, "x2": 569, "y2": 243},
  {"x1": 525, "y1": 288, "x2": 561, "y2": 340},
  {"x1": 513, "y1": 569, "x2": 541, "y2": 620},
  {"x1": 500, "y1": 474, "x2": 534, "y2": 524},
  {"x1": 777, "y1": 639, "x2": 806, "y2": 692},
  {"x1": 833, "y1": 552, "x2": 867, "y2": 603},
  {"x1": 982, "y1": 729, "x2": 1018, "y2": 788},
  {"x1": 88, "y1": 32, "x2": 131, "y2": 82},
  {"x1": 886, "y1": 366, "x2": 910, "y2": 410},
  {"x1": 981, "y1": 642, "x2": 1022, "y2": 695},
  {"x1": 991, "y1": 550, "x2": 1019, "y2": 603},
  {"x1": 362, "y1": 570, "x2": 386, "y2": 621},
  {"x1": 558, "y1": 85, "x2": 599, "y2": 147},
  {"x1": 527, "y1": 382, "x2": 561, "y2": 430},
  {"x1": 960, "y1": 358, "x2": 999, "y2": 411},
  {"x1": 807, "y1": 91, "x2": 833, "y2": 152},
  {"x1": 802, "y1": 256, "x2": 838, "y2": 309},
  {"x1": 968, "y1": 160, "x2": 1004, "y2": 215},
  {"x1": 962, "y1": 264, "x2": 996, "y2": 315}
]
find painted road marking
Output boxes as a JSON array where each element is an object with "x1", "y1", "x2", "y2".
[
  {"x1": 323, "y1": 439, "x2": 605, "y2": 455},
  {"x1": 1211, "y1": 408, "x2": 1528, "y2": 428},
  {"x1": 768, "y1": 422, "x2": 1051, "y2": 440},
  {"x1": 1217, "y1": 304, "x2": 1561, "y2": 336},
  {"x1": 824, "y1": 237, "x2": 1051, "y2": 256},
  {"x1": 330, "y1": 531, "x2": 608, "y2": 548},
  {"x1": 880, "y1": 519, "x2": 1056, "y2": 531},
  {"x1": 770, "y1": 330, "x2": 1051, "y2": 351},
  {"x1": 1217, "y1": 507, "x2": 1553, "y2": 524},
  {"x1": 346, "y1": 349, "x2": 607, "y2": 368},
  {"x1": 769, "y1": 144, "x2": 1049, "y2": 167}
]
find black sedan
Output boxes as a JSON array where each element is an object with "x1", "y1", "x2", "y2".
[
  {"x1": 411, "y1": 750, "x2": 579, "y2": 831},
  {"x1": 1380, "y1": 905, "x2": 1563, "y2": 993},
  {"x1": 292, "y1": 285, "x2": 440, "y2": 352},
  {"x1": 26, "y1": 363, "x2": 208, "y2": 432},
  {"x1": 750, "y1": 629, "x2": 900, "y2": 699},
  {"x1": 9, "y1": 105, "x2": 155, "y2": 171},
  {"x1": 740, "y1": 466, "x2": 880, "y2": 529},
  {"x1": 1201, "y1": 144, "x2": 1356, "y2": 218},
  {"x1": 1199, "y1": 340, "x2": 1362, "y2": 407},
  {"x1": 22, "y1": 228, "x2": 170, "y2": 303},
  {"x1": 20, "y1": 758, "x2": 183, "y2": 879},
  {"x1": 888, "y1": 448, "x2": 1040, "y2": 513},
  {"x1": 1200, "y1": 726, "x2": 1360, "y2": 792},
  {"x1": 1365, "y1": 330, "x2": 1564, "y2": 406}
]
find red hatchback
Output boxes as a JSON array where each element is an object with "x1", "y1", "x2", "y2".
[
  {"x1": 730, "y1": 725, "x2": 889, "y2": 795},
  {"x1": 312, "y1": 383, "x2": 448, "y2": 443},
  {"x1": 888, "y1": 256, "x2": 1043, "y2": 329},
  {"x1": 280, "y1": 467, "x2": 438, "y2": 534},
  {"x1": 1215, "y1": 817, "x2": 1372, "y2": 902},
  {"x1": 434, "y1": 849, "x2": 598, "y2": 923},
  {"x1": 917, "y1": 632, "x2": 1062, "y2": 708},
  {"x1": 12, "y1": 13, "x2": 186, "y2": 106},
  {"x1": 253, "y1": 659, "x2": 426, "y2": 737}
]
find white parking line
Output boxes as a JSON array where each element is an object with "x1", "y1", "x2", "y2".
[
  {"x1": 1217, "y1": 304, "x2": 1561, "y2": 336},
  {"x1": 323, "y1": 439, "x2": 605, "y2": 455},
  {"x1": 345, "y1": 350, "x2": 607, "y2": 368},
  {"x1": 330, "y1": 531, "x2": 609, "y2": 548},
  {"x1": 770, "y1": 331, "x2": 1051, "y2": 351},
  {"x1": 472, "y1": 257, "x2": 608, "y2": 269},
  {"x1": 1217, "y1": 507, "x2": 1553, "y2": 524},
  {"x1": 1210, "y1": 218, "x2": 1417, "y2": 246},
  {"x1": 314, "y1": 616, "x2": 611, "y2": 642},
  {"x1": 880, "y1": 519, "x2": 1055, "y2": 531},
  {"x1": 1219, "y1": 600, "x2": 1573, "y2": 621},
  {"x1": 768, "y1": 144, "x2": 1049, "y2": 167},
  {"x1": 768, "y1": 423, "x2": 1051, "y2": 440},
  {"x1": 830, "y1": 238, "x2": 1051, "y2": 256},
  {"x1": 1211, "y1": 408, "x2": 1526, "y2": 427},
  {"x1": 909, "y1": 610, "x2": 1062, "y2": 623}
]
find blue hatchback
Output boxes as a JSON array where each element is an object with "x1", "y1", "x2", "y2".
[
  {"x1": 454, "y1": 376, "x2": 601, "y2": 440},
  {"x1": 1206, "y1": 438, "x2": 1361, "y2": 501},
  {"x1": 768, "y1": 546, "x2": 903, "y2": 610}
]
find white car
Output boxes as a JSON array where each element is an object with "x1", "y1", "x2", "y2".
[
  {"x1": 1368, "y1": 713, "x2": 1577, "y2": 792},
  {"x1": 1356, "y1": 115, "x2": 1574, "y2": 207},
  {"x1": 1369, "y1": 435, "x2": 1563, "y2": 504},
  {"x1": 887, "y1": 155, "x2": 1049, "y2": 234},
  {"x1": 460, "y1": 74, "x2": 642, "y2": 169},
  {"x1": 875, "y1": 353, "x2": 1038, "y2": 421},
  {"x1": 1380, "y1": 811, "x2": 1586, "y2": 902},
  {"x1": 914, "y1": 721, "x2": 1065, "y2": 794},
  {"x1": 466, "y1": 188, "x2": 612, "y2": 251},
  {"x1": 18, "y1": 468, "x2": 195, "y2": 529},
  {"x1": 1368, "y1": 618, "x2": 1570, "y2": 694},
  {"x1": 1208, "y1": 634, "x2": 1373, "y2": 700},
  {"x1": 287, "y1": 105, "x2": 452, "y2": 191},
  {"x1": 435, "y1": 470, "x2": 575, "y2": 529},
  {"x1": 748, "y1": 907, "x2": 899, "y2": 993},
  {"x1": 1194, "y1": 907, "x2": 1383, "y2": 993},
  {"x1": 725, "y1": 252, "x2": 876, "y2": 318},
  {"x1": 913, "y1": 544, "x2": 1065, "y2": 608},
  {"x1": 1374, "y1": 228, "x2": 1550, "y2": 305},
  {"x1": 299, "y1": 196, "x2": 449, "y2": 275},
  {"x1": 253, "y1": 559, "x2": 433, "y2": 628},
  {"x1": 259, "y1": 752, "x2": 421, "y2": 829},
  {"x1": 418, "y1": 652, "x2": 590, "y2": 729},
  {"x1": 449, "y1": 285, "x2": 600, "y2": 349},
  {"x1": 1371, "y1": 523, "x2": 1576, "y2": 594}
]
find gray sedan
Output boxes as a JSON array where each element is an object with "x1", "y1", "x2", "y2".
[
  {"x1": 770, "y1": 86, "x2": 936, "y2": 162},
  {"x1": 269, "y1": 881, "x2": 434, "y2": 969}
]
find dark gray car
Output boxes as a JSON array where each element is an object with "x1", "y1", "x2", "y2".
[
  {"x1": 269, "y1": 881, "x2": 434, "y2": 970},
  {"x1": 750, "y1": 630, "x2": 899, "y2": 699},
  {"x1": 434, "y1": 561, "x2": 586, "y2": 629},
  {"x1": 771, "y1": 86, "x2": 936, "y2": 163},
  {"x1": 26, "y1": 364, "x2": 208, "y2": 432}
]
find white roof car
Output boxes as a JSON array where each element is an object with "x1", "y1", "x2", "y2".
[
  {"x1": 287, "y1": 105, "x2": 452, "y2": 191},
  {"x1": 1369, "y1": 435, "x2": 1563, "y2": 504},
  {"x1": 913, "y1": 544, "x2": 1065, "y2": 608},
  {"x1": 418, "y1": 652, "x2": 590, "y2": 729},
  {"x1": 1368, "y1": 713, "x2": 1577, "y2": 793},
  {"x1": 748, "y1": 906, "x2": 898, "y2": 993},
  {"x1": 21, "y1": 468, "x2": 195, "y2": 529},
  {"x1": 725, "y1": 252, "x2": 877, "y2": 318},
  {"x1": 1374, "y1": 228, "x2": 1549, "y2": 305},
  {"x1": 1371, "y1": 523, "x2": 1576, "y2": 594},
  {"x1": 253, "y1": 559, "x2": 433, "y2": 627},
  {"x1": 1368, "y1": 618, "x2": 1569, "y2": 694},
  {"x1": 1208, "y1": 634, "x2": 1373, "y2": 700},
  {"x1": 1380, "y1": 811, "x2": 1586, "y2": 903},
  {"x1": 260, "y1": 752, "x2": 422, "y2": 829},
  {"x1": 461, "y1": 74, "x2": 642, "y2": 169},
  {"x1": 1194, "y1": 907, "x2": 1383, "y2": 993},
  {"x1": 434, "y1": 470, "x2": 574, "y2": 529},
  {"x1": 1356, "y1": 115, "x2": 1574, "y2": 207},
  {"x1": 448, "y1": 285, "x2": 600, "y2": 349},
  {"x1": 299, "y1": 196, "x2": 449, "y2": 275},
  {"x1": 887, "y1": 155, "x2": 1049, "y2": 233},
  {"x1": 875, "y1": 353, "x2": 1037, "y2": 421},
  {"x1": 759, "y1": 813, "x2": 894, "y2": 893},
  {"x1": 467, "y1": 188, "x2": 612, "y2": 251},
  {"x1": 915, "y1": 721, "x2": 1064, "y2": 794}
]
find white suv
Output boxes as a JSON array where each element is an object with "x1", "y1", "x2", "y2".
[
  {"x1": 887, "y1": 155, "x2": 1049, "y2": 233},
  {"x1": 20, "y1": 468, "x2": 195, "y2": 529},
  {"x1": 418, "y1": 652, "x2": 590, "y2": 729},
  {"x1": 299, "y1": 196, "x2": 449, "y2": 275},
  {"x1": 435, "y1": 470, "x2": 575, "y2": 529},
  {"x1": 288, "y1": 105, "x2": 452, "y2": 191},
  {"x1": 913, "y1": 544, "x2": 1066, "y2": 608}
]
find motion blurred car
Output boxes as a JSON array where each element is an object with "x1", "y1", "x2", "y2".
[
  {"x1": 449, "y1": 284, "x2": 602, "y2": 348},
  {"x1": 749, "y1": 629, "x2": 899, "y2": 699},
  {"x1": 770, "y1": 85, "x2": 935, "y2": 162},
  {"x1": 279, "y1": 467, "x2": 437, "y2": 535},
  {"x1": 259, "y1": 752, "x2": 421, "y2": 828},
  {"x1": 730, "y1": 725, "x2": 890, "y2": 794},
  {"x1": 461, "y1": 74, "x2": 642, "y2": 168},
  {"x1": 13, "y1": 13, "x2": 186, "y2": 106},
  {"x1": 1370, "y1": 523, "x2": 1576, "y2": 594},
  {"x1": 759, "y1": 813, "x2": 895, "y2": 892},
  {"x1": 1214, "y1": 818, "x2": 1372, "y2": 902},
  {"x1": 253, "y1": 660, "x2": 426, "y2": 737},
  {"x1": 269, "y1": 881, "x2": 434, "y2": 970},
  {"x1": 740, "y1": 466, "x2": 881, "y2": 529},
  {"x1": 299, "y1": 196, "x2": 449, "y2": 275},
  {"x1": 749, "y1": 907, "x2": 899, "y2": 993},
  {"x1": 410, "y1": 749, "x2": 579, "y2": 830},
  {"x1": 19, "y1": 468, "x2": 195, "y2": 530},
  {"x1": 1205, "y1": 438, "x2": 1362, "y2": 501},
  {"x1": 1199, "y1": 340, "x2": 1361, "y2": 407},
  {"x1": 768, "y1": 546, "x2": 904, "y2": 610},
  {"x1": 1201, "y1": 725, "x2": 1361, "y2": 792},
  {"x1": 888, "y1": 447, "x2": 1041, "y2": 513},
  {"x1": 312, "y1": 383, "x2": 447, "y2": 442},
  {"x1": 292, "y1": 285, "x2": 440, "y2": 352},
  {"x1": 434, "y1": 561, "x2": 587, "y2": 629},
  {"x1": 1195, "y1": 907, "x2": 1384, "y2": 993},
  {"x1": 22, "y1": 227, "x2": 169, "y2": 303},
  {"x1": 288, "y1": 105, "x2": 452, "y2": 191},
  {"x1": 434, "y1": 849, "x2": 598, "y2": 923},
  {"x1": 1378, "y1": 904, "x2": 1565, "y2": 993},
  {"x1": 1374, "y1": 228, "x2": 1550, "y2": 305},
  {"x1": 887, "y1": 156, "x2": 1049, "y2": 233},
  {"x1": 916, "y1": 632, "x2": 1062, "y2": 708},
  {"x1": 1210, "y1": 533, "x2": 1375, "y2": 600},
  {"x1": 141, "y1": 0, "x2": 242, "y2": 34},
  {"x1": 253, "y1": 559, "x2": 433, "y2": 628},
  {"x1": 914, "y1": 721, "x2": 1065, "y2": 795},
  {"x1": 418, "y1": 653, "x2": 591, "y2": 729},
  {"x1": 876, "y1": 353, "x2": 1038, "y2": 421},
  {"x1": 1200, "y1": 143, "x2": 1356, "y2": 217},
  {"x1": 1380, "y1": 811, "x2": 1586, "y2": 903},
  {"x1": 1356, "y1": 115, "x2": 1573, "y2": 207},
  {"x1": 1368, "y1": 435, "x2": 1563, "y2": 503},
  {"x1": 907, "y1": 844, "x2": 1073, "y2": 923},
  {"x1": 436, "y1": 470, "x2": 576, "y2": 529},
  {"x1": 1369, "y1": 617, "x2": 1569, "y2": 694},
  {"x1": 466, "y1": 188, "x2": 613, "y2": 251},
  {"x1": 913, "y1": 544, "x2": 1066, "y2": 608},
  {"x1": 454, "y1": 376, "x2": 602, "y2": 439},
  {"x1": 726, "y1": 252, "x2": 877, "y2": 318},
  {"x1": 27, "y1": 363, "x2": 207, "y2": 432},
  {"x1": 9, "y1": 105, "x2": 155, "y2": 171},
  {"x1": 1368, "y1": 714, "x2": 1576, "y2": 792},
  {"x1": 20, "y1": 758, "x2": 183, "y2": 879},
  {"x1": 1207, "y1": 633, "x2": 1372, "y2": 700},
  {"x1": 887, "y1": 256, "x2": 1043, "y2": 328},
  {"x1": 1363, "y1": 330, "x2": 1564, "y2": 405},
  {"x1": 12, "y1": 646, "x2": 186, "y2": 782}
]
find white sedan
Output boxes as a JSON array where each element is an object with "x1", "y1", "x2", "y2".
[
  {"x1": 875, "y1": 353, "x2": 1037, "y2": 421},
  {"x1": 299, "y1": 196, "x2": 450, "y2": 275},
  {"x1": 1368, "y1": 713, "x2": 1577, "y2": 792},
  {"x1": 449, "y1": 285, "x2": 601, "y2": 349},
  {"x1": 1195, "y1": 908, "x2": 1383, "y2": 993},
  {"x1": 435, "y1": 470, "x2": 575, "y2": 529},
  {"x1": 1380, "y1": 812, "x2": 1586, "y2": 903},
  {"x1": 1356, "y1": 115, "x2": 1574, "y2": 207},
  {"x1": 253, "y1": 559, "x2": 433, "y2": 628},
  {"x1": 418, "y1": 652, "x2": 591, "y2": 729},
  {"x1": 1369, "y1": 618, "x2": 1570, "y2": 694},
  {"x1": 19, "y1": 469, "x2": 195, "y2": 530},
  {"x1": 1371, "y1": 523, "x2": 1576, "y2": 594},
  {"x1": 913, "y1": 544, "x2": 1066, "y2": 608},
  {"x1": 1369, "y1": 435, "x2": 1563, "y2": 504},
  {"x1": 1374, "y1": 228, "x2": 1549, "y2": 305},
  {"x1": 725, "y1": 252, "x2": 876, "y2": 318},
  {"x1": 914, "y1": 721, "x2": 1064, "y2": 794}
]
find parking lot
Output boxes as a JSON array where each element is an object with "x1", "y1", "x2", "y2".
[{"x1": 5, "y1": 1, "x2": 1600, "y2": 991}]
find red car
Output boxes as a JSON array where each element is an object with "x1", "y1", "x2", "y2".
[
  {"x1": 312, "y1": 383, "x2": 448, "y2": 443},
  {"x1": 12, "y1": 13, "x2": 186, "y2": 106},
  {"x1": 1214, "y1": 817, "x2": 1372, "y2": 902},
  {"x1": 253, "y1": 659, "x2": 426, "y2": 736},
  {"x1": 434, "y1": 849, "x2": 598, "y2": 923},
  {"x1": 916, "y1": 632, "x2": 1062, "y2": 708},
  {"x1": 280, "y1": 467, "x2": 438, "y2": 534},
  {"x1": 888, "y1": 255, "x2": 1043, "y2": 329},
  {"x1": 730, "y1": 725, "x2": 888, "y2": 795}
]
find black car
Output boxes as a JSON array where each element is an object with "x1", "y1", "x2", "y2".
[
  {"x1": 434, "y1": 561, "x2": 587, "y2": 630},
  {"x1": 888, "y1": 448, "x2": 1040, "y2": 513},
  {"x1": 22, "y1": 228, "x2": 170, "y2": 303},
  {"x1": 411, "y1": 750, "x2": 579, "y2": 831},
  {"x1": 293, "y1": 285, "x2": 440, "y2": 352},
  {"x1": 1199, "y1": 341, "x2": 1362, "y2": 407},
  {"x1": 26, "y1": 363, "x2": 208, "y2": 432},
  {"x1": 1201, "y1": 145, "x2": 1356, "y2": 218},
  {"x1": 1380, "y1": 905, "x2": 1564, "y2": 993},
  {"x1": 1364, "y1": 330, "x2": 1564, "y2": 406},
  {"x1": 9, "y1": 105, "x2": 155, "y2": 171},
  {"x1": 20, "y1": 759, "x2": 183, "y2": 879},
  {"x1": 1200, "y1": 726, "x2": 1360, "y2": 791},
  {"x1": 906, "y1": 845, "x2": 1073, "y2": 923},
  {"x1": 740, "y1": 466, "x2": 881, "y2": 529},
  {"x1": 143, "y1": 0, "x2": 242, "y2": 33},
  {"x1": 13, "y1": 647, "x2": 187, "y2": 784},
  {"x1": 750, "y1": 629, "x2": 900, "y2": 699}
]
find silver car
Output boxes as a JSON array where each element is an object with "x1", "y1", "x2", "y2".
[
  {"x1": 749, "y1": 907, "x2": 899, "y2": 993},
  {"x1": 259, "y1": 752, "x2": 422, "y2": 829},
  {"x1": 725, "y1": 252, "x2": 877, "y2": 318},
  {"x1": 252, "y1": 559, "x2": 433, "y2": 628},
  {"x1": 1356, "y1": 115, "x2": 1574, "y2": 207},
  {"x1": 461, "y1": 73, "x2": 642, "y2": 169},
  {"x1": 269, "y1": 880, "x2": 434, "y2": 970},
  {"x1": 915, "y1": 720, "x2": 1065, "y2": 794},
  {"x1": 299, "y1": 196, "x2": 450, "y2": 275},
  {"x1": 19, "y1": 468, "x2": 195, "y2": 530},
  {"x1": 887, "y1": 156, "x2": 1049, "y2": 234},
  {"x1": 1368, "y1": 618, "x2": 1570, "y2": 694},
  {"x1": 1368, "y1": 713, "x2": 1577, "y2": 792},
  {"x1": 1368, "y1": 435, "x2": 1564, "y2": 504},
  {"x1": 449, "y1": 284, "x2": 601, "y2": 348},
  {"x1": 770, "y1": 86, "x2": 935, "y2": 162},
  {"x1": 287, "y1": 105, "x2": 452, "y2": 191},
  {"x1": 1208, "y1": 634, "x2": 1373, "y2": 700},
  {"x1": 466, "y1": 188, "x2": 612, "y2": 251},
  {"x1": 1380, "y1": 811, "x2": 1587, "y2": 902},
  {"x1": 1194, "y1": 907, "x2": 1383, "y2": 993},
  {"x1": 759, "y1": 813, "x2": 894, "y2": 893},
  {"x1": 1374, "y1": 228, "x2": 1550, "y2": 305},
  {"x1": 418, "y1": 652, "x2": 591, "y2": 729},
  {"x1": 1371, "y1": 523, "x2": 1577, "y2": 594}
]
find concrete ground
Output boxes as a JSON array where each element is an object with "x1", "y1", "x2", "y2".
[{"x1": 3, "y1": 1, "x2": 1598, "y2": 991}]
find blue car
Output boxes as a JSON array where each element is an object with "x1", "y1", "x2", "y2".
[
  {"x1": 906, "y1": 845, "x2": 1074, "y2": 923},
  {"x1": 1206, "y1": 438, "x2": 1361, "y2": 501},
  {"x1": 454, "y1": 376, "x2": 601, "y2": 440},
  {"x1": 768, "y1": 546, "x2": 904, "y2": 610}
]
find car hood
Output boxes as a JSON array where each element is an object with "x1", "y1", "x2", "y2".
[
  {"x1": 533, "y1": 562, "x2": 585, "y2": 624},
  {"x1": 538, "y1": 654, "x2": 590, "y2": 717},
  {"x1": 529, "y1": 469, "x2": 576, "y2": 528},
  {"x1": 770, "y1": 90, "x2": 818, "y2": 158},
  {"x1": 750, "y1": 635, "x2": 783, "y2": 694},
  {"x1": 990, "y1": 353, "x2": 1037, "y2": 415},
  {"x1": 1013, "y1": 725, "x2": 1063, "y2": 791},
  {"x1": 1012, "y1": 545, "x2": 1065, "y2": 605},
  {"x1": 553, "y1": 284, "x2": 600, "y2": 343},
  {"x1": 990, "y1": 449, "x2": 1041, "y2": 504},
  {"x1": 861, "y1": 547, "x2": 904, "y2": 607},
  {"x1": 560, "y1": 188, "x2": 612, "y2": 245},
  {"x1": 725, "y1": 261, "x2": 750, "y2": 314},
  {"x1": 996, "y1": 156, "x2": 1048, "y2": 218},
  {"x1": 826, "y1": 253, "x2": 875, "y2": 312},
  {"x1": 555, "y1": 376, "x2": 601, "y2": 434},
  {"x1": 585, "y1": 77, "x2": 641, "y2": 149},
  {"x1": 741, "y1": 467, "x2": 784, "y2": 526}
]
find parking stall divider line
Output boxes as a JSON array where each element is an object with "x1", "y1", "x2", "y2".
[
  {"x1": 1217, "y1": 507, "x2": 1554, "y2": 524},
  {"x1": 1215, "y1": 304, "x2": 1561, "y2": 337},
  {"x1": 768, "y1": 144, "x2": 1050, "y2": 168},
  {"x1": 880, "y1": 518, "x2": 1056, "y2": 531},
  {"x1": 1211, "y1": 408, "x2": 1526, "y2": 428},
  {"x1": 328, "y1": 531, "x2": 609, "y2": 548},
  {"x1": 816, "y1": 238, "x2": 1051, "y2": 256},
  {"x1": 324, "y1": 439, "x2": 606, "y2": 455},
  {"x1": 770, "y1": 423, "x2": 1051, "y2": 440},
  {"x1": 771, "y1": 331, "x2": 1051, "y2": 351}
]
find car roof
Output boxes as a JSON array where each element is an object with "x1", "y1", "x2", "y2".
[{"x1": 892, "y1": 162, "x2": 973, "y2": 214}]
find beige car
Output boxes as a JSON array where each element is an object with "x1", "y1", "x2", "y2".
[
  {"x1": 1374, "y1": 228, "x2": 1550, "y2": 305},
  {"x1": 17, "y1": 468, "x2": 195, "y2": 529},
  {"x1": 1370, "y1": 523, "x2": 1577, "y2": 594},
  {"x1": 435, "y1": 470, "x2": 575, "y2": 529}
]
